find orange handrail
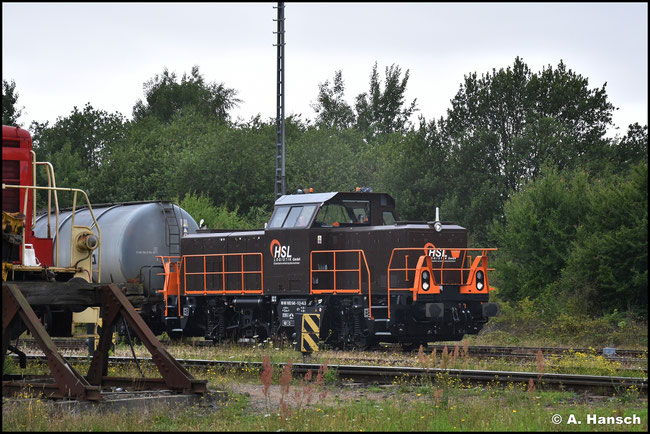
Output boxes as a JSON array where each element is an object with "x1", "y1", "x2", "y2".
[
  {"x1": 182, "y1": 252, "x2": 263, "y2": 295},
  {"x1": 386, "y1": 247, "x2": 496, "y2": 318},
  {"x1": 156, "y1": 255, "x2": 181, "y2": 317},
  {"x1": 310, "y1": 249, "x2": 374, "y2": 319}
]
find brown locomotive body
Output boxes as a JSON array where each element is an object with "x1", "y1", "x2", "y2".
[{"x1": 160, "y1": 191, "x2": 498, "y2": 348}]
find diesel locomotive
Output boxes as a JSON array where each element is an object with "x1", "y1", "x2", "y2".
[{"x1": 158, "y1": 190, "x2": 499, "y2": 349}]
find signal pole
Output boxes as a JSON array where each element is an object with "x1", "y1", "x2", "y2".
[{"x1": 274, "y1": 2, "x2": 286, "y2": 199}]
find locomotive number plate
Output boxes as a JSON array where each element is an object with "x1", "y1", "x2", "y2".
[{"x1": 279, "y1": 299, "x2": 307, "y2": 327}]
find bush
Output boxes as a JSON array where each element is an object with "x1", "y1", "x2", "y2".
[
  {"x1": 490, "y1": 163, "x2": 648, "y2": 320},
  {"x1": 179, "y1": 191, "x2": 258, "y2": 230}
]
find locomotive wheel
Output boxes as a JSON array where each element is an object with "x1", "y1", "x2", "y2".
[
  {"x1": 169, "y1": 330, "x2": 184, "y2": 341},
  {"x1": 400, "y1": 341, "x2": 428, "y2": 352},
  {"x1": 354, "y1": 337, "x2": 378, "y2": 351}
]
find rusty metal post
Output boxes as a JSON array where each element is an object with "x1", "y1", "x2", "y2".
[
  {"x1": 89, "y1": 284, "x2": 206, "y2": 394},
  {"x1": 86, "y1": 287, "x2": 122, "y2": 385}
]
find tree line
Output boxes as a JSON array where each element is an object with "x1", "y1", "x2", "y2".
[{"x1": 2, "y1": 57, "x2": 647, "y2": 319}]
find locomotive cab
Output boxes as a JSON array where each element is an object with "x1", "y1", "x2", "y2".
[{"x1": 267, "y1": 191, "x2": 397, "y2": 228}]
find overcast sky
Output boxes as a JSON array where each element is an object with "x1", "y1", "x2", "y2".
[{"x1": 2, "y1": 2, "x2": 647, "y2": 136}]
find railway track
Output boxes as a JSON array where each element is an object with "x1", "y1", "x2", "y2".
[
  {"x1": 15, "y1": 338, "x2": 648, "y2": 369},
  {"x1": 17, "y1": 337, "x2": 648, "y2": 357},
  {"x1": 11, "y1": 354, "x2": 648, "y2": 395},
  {"x1": 188, "y1": 339, "x2": 648, "y2": 361}
]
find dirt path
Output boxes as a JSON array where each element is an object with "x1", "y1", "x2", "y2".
[{"x1": 223, "y1": 382, "x2": 400, "y2": 414}]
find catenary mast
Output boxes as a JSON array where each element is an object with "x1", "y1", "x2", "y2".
[{"x1": 274, "y1": 2, "x2": 286, "y2": 199}]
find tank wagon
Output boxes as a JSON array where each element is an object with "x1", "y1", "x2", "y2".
[
  {"x1": 159, "y1": 190, "x2": 499, "y2": 349},
  {"x1": 33, "y1": 201, "x2": 199, "y2": 335}
]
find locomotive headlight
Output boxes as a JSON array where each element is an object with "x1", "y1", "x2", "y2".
[
  {"x1": 434, "y1": 221, "x2": 442, "y2": 232},
  {"x1": 421, "y1": 270, "x2": 430, "y2": 291},
  {"x1": 475, "y1": 269, "x2": 485, "y2": 290}
]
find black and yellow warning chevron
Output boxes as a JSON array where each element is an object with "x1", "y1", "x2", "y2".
[
  {"x1": 302, "y1": 313, "x2": 320, "y2": 334},
  {"x1": 301, "y1": 333, "x2": 319, "y2": 352},
  {"x1": 300, "y1": 314, "x2": 320, "y2": 352}
]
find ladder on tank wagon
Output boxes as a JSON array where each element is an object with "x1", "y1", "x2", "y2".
[{"x1": 160, "y1": 202, "x2": 181, "y2": 256}]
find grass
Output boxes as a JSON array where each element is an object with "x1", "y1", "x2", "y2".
[
  {"x1": 472, "y1": 298, "x2": 649, "y2": 349},
  {"x1": 2, "y1": 363, "x2": 647, "y2": 432},
  {"x1": 4, "y1": 306, "x2": 647, "y2": 432}
]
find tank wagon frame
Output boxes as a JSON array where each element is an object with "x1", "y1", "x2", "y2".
[{"x1": 159, "y1": 191, "x2": 499, "y2": 349}]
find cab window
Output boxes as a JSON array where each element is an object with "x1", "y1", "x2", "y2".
[
  {"x1": 268, "y1": 206, "x2": 290, "y2": 228},
  {"x1": 382, "y1": 211, "x2": 396, "y2": 225},
  {"x1": 343, "y1": 200, "x2": 370, "y2": 225},
  {"x1": 314, "y1": 200, "x2": 370, "y2": 226},
  {"x1": 268, "y1": 205, "x2": 317, "y2": 228}
]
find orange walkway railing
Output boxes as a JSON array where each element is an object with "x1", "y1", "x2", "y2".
[
  {"x1": 310, "y1": 249, "x2": 374, "y2": 319},
  {"x1": 182, "y1": 252, "x2": 263, "y2": 295}
]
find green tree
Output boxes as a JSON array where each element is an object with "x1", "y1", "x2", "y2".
[
  {"x1": 558, "y1": 162, "x2": 648, "y2": 316},
  {"x1": 354, "y1": 62, "x2": 418, "y2": 141},
  {"x1": 367, "y1": 118, "x2": 452, "y2": 222},
  {"x1": 490, "y1": 163, "x2": 648, "y2": 319},
  {"x1": 28, "y1": 104, "x2": 126, "y2": 206},
  {"x1": 613, "y1": 123, "x2": 648, "y2": 168},
  {"x1": 489, "y1": 167, "x2": 591, "y2": 302},
  {"x1": 2, "y1": 79, "x2": 23, "y2": 126},
  {"x1": 133, "y1": 65, "x2": 241, "y2": 123},
  {"x1": 286, "y1": 126, "x2": 364, "y2": 193},
  {"x1": 442, "y1": 57, "x2": 617, "y2": 242},
  {"x1": 311, "y1": 70, "x2": 356, "y2": 130},
  {"x1": 31, "y1": 103, "x2": 126, "y2": 171}
]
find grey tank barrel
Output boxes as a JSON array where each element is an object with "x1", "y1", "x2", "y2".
[{"x1": 33, "y1": 201, "x2": 198, "y2": 295}]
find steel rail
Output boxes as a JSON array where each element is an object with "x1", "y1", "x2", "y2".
[
  {"x1": 17, "y1": 338, "x2": 648, "y2": 366},
  {"x1": 17, "y1": 338, "x2": 649, "y2": 358},
  {"x1": 15, "y1": 355, "x2": 647, "y2": 394},
  {"x1": 427, "y1": 344, "x2": 647, "y2": 359}
]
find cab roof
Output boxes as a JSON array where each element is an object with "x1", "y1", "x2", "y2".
[
  {"x1": 274, "y1": 192, "x2": 338, "y2": 206},
  {"x1": 274, "y1": 191, "x2": 396, "y2": 207}
]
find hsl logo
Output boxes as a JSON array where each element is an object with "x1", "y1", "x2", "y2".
[
  {"x1": 270, "y1": 239, "x2": 301, "y2": 264},
  {"x1": 424, "y1": 243, "x2": 461, "y2": 261},
  {"x1": 270, "y1": 239, "x2": 292, "y2": 259}
]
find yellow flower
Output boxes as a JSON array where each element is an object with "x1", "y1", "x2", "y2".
[{"x1": 513, "y1": 410, "x2": 517, "y2": 413}]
